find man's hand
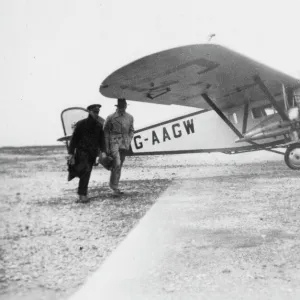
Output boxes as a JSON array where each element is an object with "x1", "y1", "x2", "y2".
[
  {"x1": 95, "y1": 152, "x2": 105, "y2": 166},
  {"x1": 105, "y1": 148, "x2": 110, "y2": 156},
  {"x1": 99, "y1": 152, "x2": 107, "y2": 160}
]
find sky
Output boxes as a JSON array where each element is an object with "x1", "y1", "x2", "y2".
[{"x1": 1, "y1": 0, "x2": 300, "y2": 146}]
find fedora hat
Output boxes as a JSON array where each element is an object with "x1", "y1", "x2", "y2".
[{"x1": 115, "y1": 98, "x2": 127, "y2": 108}]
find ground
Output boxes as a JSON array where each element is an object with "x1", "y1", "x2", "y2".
[
  {"x1": 0, "y1": 146, "x2": 171, "y2": 300},
  {"x1": 0, "y1": 146, "x2": 299, "y2": 299}
]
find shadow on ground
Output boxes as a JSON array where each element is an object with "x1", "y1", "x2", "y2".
[{"x1": 36, "y1": 179, "x2": 172, "y2": 206}]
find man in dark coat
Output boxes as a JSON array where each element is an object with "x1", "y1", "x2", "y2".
[{"x1": 67, "y1": 104, "x2": 105, "y2": 203}]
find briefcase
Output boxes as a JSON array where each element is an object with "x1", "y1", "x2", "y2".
[{"x1": 99, "y1": 153, "x2": 113, "y2": 170}]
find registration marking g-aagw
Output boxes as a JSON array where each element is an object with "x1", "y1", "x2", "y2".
[{"x1": 133, "y1": 118, "x2": 195, "y2": 150}]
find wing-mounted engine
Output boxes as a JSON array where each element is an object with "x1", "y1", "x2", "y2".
[
  {"x1": 284, "y1": 92, "x2": 300, "y2": 169},
  {"x1": 287, "y1": 94, "x2": 300, "y2": 140},
  {"x1": 236, "y1": 79, "x2": 300, "y2": 169},
  {"x1": 237, "y1": 95, "x2": 300, "y2": 143}
]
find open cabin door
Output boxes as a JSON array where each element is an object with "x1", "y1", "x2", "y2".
[{"x1": 58, "y1": 107, "x2": 105, "y2": 150}]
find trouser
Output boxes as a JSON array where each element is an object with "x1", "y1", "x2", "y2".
[
  {"x1": 109, "y1": 140, "x2": 126, "y2": 190},
  {"x1": 78, "y1": 164, "x2": 93, "y2": 196},
  {"x1": 76, "y1": 150, "x2": 95, "y2": 196}
]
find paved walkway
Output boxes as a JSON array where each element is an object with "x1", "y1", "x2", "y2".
[{"x1": 69, "y1": 174, "x2": 300, "y2": 300}]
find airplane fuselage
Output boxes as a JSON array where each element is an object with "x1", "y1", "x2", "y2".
[{"x1": 129, "y1": 102, "x2": 285, "y2": 156}]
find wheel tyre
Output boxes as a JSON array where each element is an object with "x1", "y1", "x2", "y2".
[{"x1": 284, "y1": 143, "x2": 300, "y2": 170}]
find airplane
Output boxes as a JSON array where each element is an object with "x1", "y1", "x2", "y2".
[
  {"x1": 58, "y1": 107, "x2": 105, "y2": 149},
  {"x1": 58, "y1": 44, "x2": 300, "y2": 170}
]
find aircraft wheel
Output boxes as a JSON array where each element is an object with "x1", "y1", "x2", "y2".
[{"x1": 284, "y1": 143, "x2": 300, "y2": 170}]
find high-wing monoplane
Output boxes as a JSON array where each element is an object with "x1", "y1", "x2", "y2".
[{"x1": 59, "y1": 44, "x2": 300, "y2": 170}]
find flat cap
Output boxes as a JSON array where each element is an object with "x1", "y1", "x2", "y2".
[{"x1": 87, "y1": 104, "x2": 101, "y2": 111}]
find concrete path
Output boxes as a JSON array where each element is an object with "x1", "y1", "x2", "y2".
[{"x1": 70, "y1": 171, "x2": 300, "y2": 300}]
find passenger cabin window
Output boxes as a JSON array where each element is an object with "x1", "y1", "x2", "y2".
[
  {"x1": 252, "y1": 107, "x2": 266, "y2": 118},
  {"x1": 264, "y1": 106, "x2": 276, "y2": 115},
  {"x1": 228, "y1": 112, "x2": 238, "y2": 124},
  {"x1": 251, "y1": 104, "x2": 276, "y2": 119}
]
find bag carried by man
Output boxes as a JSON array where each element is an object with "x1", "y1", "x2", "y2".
[{"x1": 98, "y1": 152, "x2": 113, "y2": 171}]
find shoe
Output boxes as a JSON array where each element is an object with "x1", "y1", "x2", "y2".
[
  {"x1": 112, "y1": 189, "x2": 124, "y2": 196},
  {"x1": 77, "y1": 195, "x2": 89, "y2": 203}
]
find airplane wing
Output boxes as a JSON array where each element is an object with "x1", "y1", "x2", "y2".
[{"x1": 100, "y1": 44, "x2": 300, "y2": 110}]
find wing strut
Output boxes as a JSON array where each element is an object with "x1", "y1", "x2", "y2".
[
  {"x1": 201, "y1": 93, "x2": 243, "y2": 138},
  {"x1": 253, "y1": 75, "x2": 289, "y2": 121},
  {"x1": 201, "y1": 93, "x2": 284, "y2": 155},
  {"x1": 242, "y1": 101, "x2": 249, "y2": 134}
]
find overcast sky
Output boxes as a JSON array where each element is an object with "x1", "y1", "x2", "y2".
[{"x1": 1, "y1": 0, "x2": 300, "y2": 146}]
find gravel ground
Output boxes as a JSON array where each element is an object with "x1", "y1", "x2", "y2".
[
  {"x1": 0, "y1": 146, "x2": 298, "y2": 299},
  {"x1": 69, "y1": 148, "x2": 300, "y2": 299},
  {"x1": 0, "y1": 146, "x2": 172, "y2": 300}
]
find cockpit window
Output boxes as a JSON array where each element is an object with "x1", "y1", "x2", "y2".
[
  {"x1": 264, "y1": 104, "x2": 276, "y2": 115},
  {"x1": 252, "y1": 107, "x2": 266, "y2": 118},
  {"x1": 252, "y1": 104, "x2": 276, "y2": 119},
  {"x1": 228, "y1": 112, "x2": 238, "y2": 124}
]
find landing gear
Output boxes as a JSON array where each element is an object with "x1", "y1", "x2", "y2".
[{"x1": 284, "y1": 143, "x2": 300, "y2": 170}]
